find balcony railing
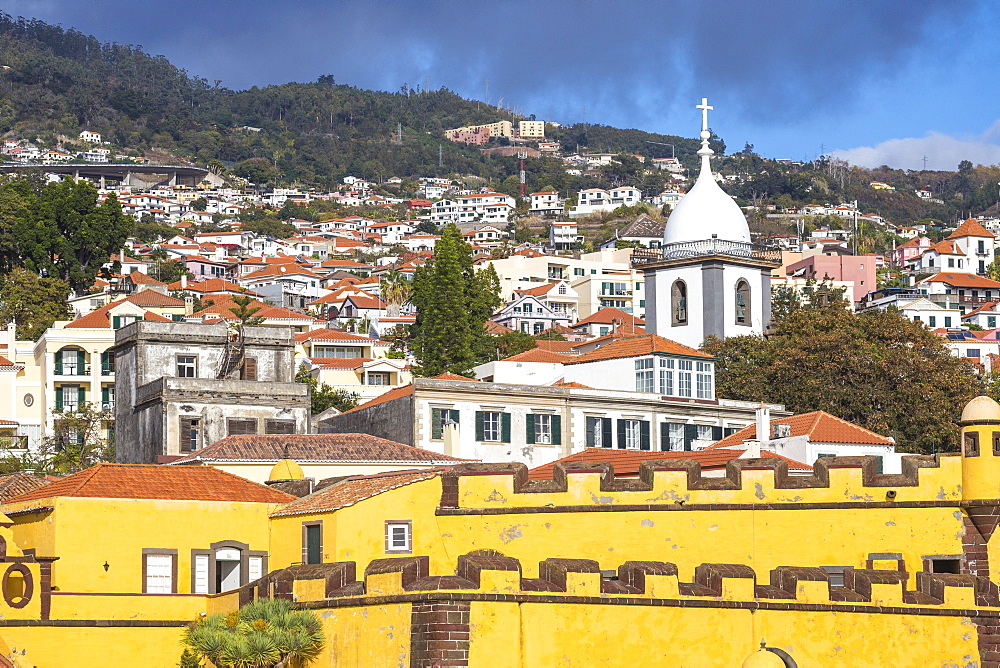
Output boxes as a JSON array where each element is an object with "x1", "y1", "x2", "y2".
[
  {"x1": 0, "y1": 436, "x2": 27, "y2": 449},
  {"x1": 101, "y1": 364, "x2": 114, "y2": 376},
  {"x1": 631, "y1": 240, "x2": 782, "y2": 266},
  {"x1": 54, "y1": 364, "x2": 91, "y2": 376}
]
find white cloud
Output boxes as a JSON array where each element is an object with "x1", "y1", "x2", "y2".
[{"x1": 832, "y1": 122, "x2": 1000, "y2": 170}]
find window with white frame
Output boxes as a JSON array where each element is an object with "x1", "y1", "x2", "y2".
[
  {"x1": 635, "y1": 358, "x2": 654, "y2": 393},
  {"x1": 659, "y1": 358, "x2": 674, "y2": 395},
  {"x1": 385, "y1": 521, "x2": 412, "y2": 553},
  {"x1": 621, "y1": 419, "x2": 642, "y2": 450},
  {"x1": 696, "y1": 361, "x2": 713, "y2": 399},
  {"x1": 482, "y1": 411, "x2": 501, "y2": 441},
  {"x1": 366, "y1": 372, "x2": 390, "y2": 385},
  {"x1": 176, "y1": 355, "x2": 197, "y2": 378},
  {"x1": 678, "y1": 360, "x2": 693, "y2": 397},
  {"x1": 534, "y1": 414, "x2": 552, "y2": 444}
]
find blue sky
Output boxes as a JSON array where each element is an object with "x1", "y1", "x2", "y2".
[{"x1": 4, "y1": 0, "x2": 1000, "y2": 170}]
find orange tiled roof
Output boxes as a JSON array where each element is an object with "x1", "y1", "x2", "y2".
[
  {"x1": 295, "y1": 328, "x2": 383, "y2": 344},
  {"x1": 0, "y1": 472, "x2": 49, "y2": 501},
  {"x1": 309, "y1": 357, "x2": 370, "y2": 369},
  {"x1": 0, "y1": 356, "x2": 16, "y2": 367},
  {"x1": 66, "y1": 299, "x2": 171, "y2": 328},
  {"x1": 128, "y1": 270, "x2": 166, "y2": 286},
  {"x1": 520, "y1": 283, "x2": 558, "y2": 296},
  {"x1": 534, "y1": 340, "x2": 577, "y2": 354},
  {"x1": 270, "y1": 469, "x2": 442, "y2": 518},
  {"x1": 565, "y1": 334, "x2": 710, "y2": 364},
  {"x1": 573, "y1": 307, "x2": 645, "y2": 327},
  {"x1": 705, "y1": 411, "x2": 893, "y2": 450},
  {"x1": 3, "y1": 463, "x2": 294, "y2": 504},
  {"x1": 167, "y1": 278, "x2": 259, "y2": 295},
  {"x1": 921, "y1": 273, "x2": 1000, "y2": 289},
  {"x1": 527, "y1": 448, "x2": 811, "y2": 480},
  {"x1": 947, "y1": 218, "x2": 995, "y2": 240},
  {"x1": 433, "y1": 372, "x2": 477, "y2": 381},
  {"x1": 339, "y1": 383, "x2": 415, "y2": 414},
  {"x1": 170, "y1": 434, "x2": 468, "y2": 466},
  {"x1": 485, "y1": 320, "x2": 514, "y2": 335},
  {"x1": 550, "y1": 379, "x2": 592, "y2": 389},
  {"x1": 124, "y1": 290, "x2": 184, "y2": 307},
  {"x1": 503, "y1": 348, "x2": 572, "y2": 363}
]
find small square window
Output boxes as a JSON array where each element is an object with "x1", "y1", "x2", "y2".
[
  {"x1": 385, "y1": 521, "x2": 412, "y2": 553},
  {"x1": 176, "y1": 355, "x2": 197, "y2": 378}
]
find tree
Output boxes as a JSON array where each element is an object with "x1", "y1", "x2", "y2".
[
  {"x1": 229, "y1": 295, "x2": 265, "y2": 327},
  {"x1": 153, "y1": 259, "x2": 193, "y2": 284},
  {"x1": 702, "y1": 308, "x2": 979, "y2": 453},
  {"x1": 295, "y1": 366, "x2": 360, "y2": 414},
  {"x1": 11, "y1": 179, "x2": 133, "y2": 294},
  {"x1": 182, "y1": 597, "x2": 324, "y2": 668},
  {"x1": 380, "y1": 270, "x2": 412, "y2": 318},
  {"x1": 409, "y1": 223, "x2": 500, "y2": 376},
  {"x1": 0, "y1": 267, "x2": 72, "y2": 340},
  {"x1": 534, "y1": 328, "x2": 567, "y2": 341},
  {"x1": 33, "y1": 402, "x2": 115, "y2": 475},
  {"x1": 234, "y1": 158, "x2": 280, "y2": 185}
]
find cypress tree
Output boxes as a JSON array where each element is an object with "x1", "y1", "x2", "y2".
[{"x1": 410, "y1": 223, "x2": 499, "y2": 376}]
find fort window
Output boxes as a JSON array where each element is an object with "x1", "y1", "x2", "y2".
[
  {"x1": 142, "y1": 549, "x2": 178, "y2": 594},
  {"x1": 821, "y1": 566, "x2": 849, "y2": 588},
  {"x1": 176, "y1": 355, "x2": 197, "y2": 378},
  {"x1": 586, "y1": 416, "x2": 612, "y2": 448},
  {"x1": 993, "y1": 431, "x2": 1000, "y2": 455},
  {"x1": 930, "y1": 558, "x2": 961, "y2": 574},
  {"x1": 385, "y1": 521, "x2": 412, "y2": 554},
  {"x1": 965, "y1": 432, "x2": 980, "y2": 457}
]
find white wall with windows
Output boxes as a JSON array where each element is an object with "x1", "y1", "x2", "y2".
[{"x1": 562, "y1": 353, "x2": 714, "y2": 400}]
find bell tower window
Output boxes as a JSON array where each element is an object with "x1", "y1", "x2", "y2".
[
  {"x1": 671, "y1": 280, "x2": 687, "y2": 326},
  {"x1": 735, "y1": 280, "x2": 751, "y2": 326}
]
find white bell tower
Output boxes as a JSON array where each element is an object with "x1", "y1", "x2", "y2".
[{"x1": 635, "y1": 98, "x2": 779, "y2": 349}]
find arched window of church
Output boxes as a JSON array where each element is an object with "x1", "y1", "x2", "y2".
[
  {"x1": 735, "y1": 280, "x2": 751, "y2": 325},
  {"x1": 671, "y1": 280, "x2": 687, "y2": 326}
]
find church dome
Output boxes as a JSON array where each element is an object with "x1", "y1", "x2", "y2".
[
  {"x1": 961, "y1": 395, "x2": 1000, "y2": 423},
  {"x1": 741, "y1": 648, "x2": 785, "y2": 668},
  {"x1": 663, "y1": 99, "x2": 751, "y2": 245},
  {"x1": 269, "y1": 457, "x2": 304, "y2": 481}
]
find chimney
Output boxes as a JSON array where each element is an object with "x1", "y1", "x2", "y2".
[
  {"x1": 180, "y1": 274, "x2": 188, "y2": 289},
  {"x1": 744, "y1": 403, "x2": 771, "y2": 459},
  {"x1": 442, "y1": 416, "x2": 460, "y2": 458},
  {"x1": 183, "y1": 294, "x2": 194, "y2": 315}
]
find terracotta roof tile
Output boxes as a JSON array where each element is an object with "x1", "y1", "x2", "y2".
[
  {"x1": 295, "y1": 328, "x2": 384, "y2": 344},
  {"x1": 565, "y1": 334, "x2": 710, "y2": 364},
  {"x1": 705, "y1": 411, "x2": 893, "y2": 449},
  {"x1": 271, "y1": 469, "x2": 442, "y2": 517},
  {"x1": 527, "y1": 448, "x2": 810, "y2": 480},
  {"x1": 170, "y1": 434, "x2": 468, "y2": 465},
  {"x1": 66, "y1": 299, "x2": 171, "y2": 328},
  {"x1": 503, "y1": 348, "x2": 572, "y2": 363},
  {"x1": 534, "y1": 340, "x2": 577, "y2": 354},
  {"x1": 3, "y1": 463, "x2": 294, "y2": 504},
  {"x1": 339, "y1": 384, "x2": 415, "y2": 414},
  {"x1": 573, "y1": 307, "x2": 644, "y2": 327},
  {"x1": 485, "y1": 320, "x2": 514, "y2": 335},
  {"x1": 308, "y1": 357, "x2": 370, "y2": 369},
  {"x1": 920, "y1": 273, "x2": 1000, "y2": 289},
  {"x1": 550, "y1": 379, "x2": 592, "y2": 388},
  {"x1": 0, "y1": 356, "x2": 16, "y2": 367},
  {"x1": 124, "y1": 290, "x2": 185, "y2": 307},
  {"x1": 0, "y1": 472, "x2": 49, "y2": 501},
  {"x1": 433, "y1": 372, "x2": 477, "y2": 381},
  {"x1": 947, "y1": 218, "x2": 995, "y2": 240},
  {"x1": 128, "y1": 270, "x2": 166, "y2": 286}
]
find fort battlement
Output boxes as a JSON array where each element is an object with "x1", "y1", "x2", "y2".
[
  {"x1": 436, "y1": 455, "x2": 969, "y2": 513},
  {"x1": 233, "y1": 551, "x2": 1000, "y2": 617}
]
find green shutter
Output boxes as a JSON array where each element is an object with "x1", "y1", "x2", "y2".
[
  {"x1": 78, "y1": 386, "x2": 85, "y2": 405},
  {"x1": 617, "y1": 420, "x2": 627, "y2": 449},
  {"x1": 55, "y1": 360, "x2": 62, "y2": 375},
  {"x1": 501, "y1": 413, "x2": 511, "y2": 443},
  {"x1": 55, "y1": 392, "x2": 63, "y2": 412},
  {"x1": 77, "y1": 350, "x2": 86, "y2": 368},
  {"x1": 112, "y1": 315, "x2": 121, "y2": 329},
  {"x1": 102, "y1": 387, "x2": 109, "y2": 402},
  {"x1": 431, "y1": 408, "x2": 443, "y2": 440},
  {"x1": 450, "y1": 409, "x2": 460, "y2": 424},
  {"x1": 660, "y1": 422, "x2": 668, "y2": 451},
  {"x1": 711, "y1": 426, "x2": 724, "y2": 441},
  {"x1": 475, "y1": 411, "x2": 485, "y2": 441},
  {"x1": 526, "y1": 414, "x2": 536, "y2": 444},
  {"x1": 683, "y1": 424, "x2": 698, "y2": 451},
  {"x1": 551, "y1": 415, "x2": 561, "y2": 445},
  {"x1": 602, "y1": 418, "x2": 613, "y2": 448},
  {"x1": 639, "y1": 421, "x2": 651, "y2": 451},
  {"x1": 586, "y1": 417, "x2": 596, "y2": 448}
]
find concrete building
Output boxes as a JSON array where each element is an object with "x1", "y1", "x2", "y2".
[
  {"x1": 784, "y1": 254, "x2": 876, "y2": 303},
  {"x1": 113, "y1": 321, "x2": 310, "y2": 464}
]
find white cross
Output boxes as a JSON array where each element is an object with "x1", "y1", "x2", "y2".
[{"x1": 696, "y1": 97, "x2": 713, "y2": 133}]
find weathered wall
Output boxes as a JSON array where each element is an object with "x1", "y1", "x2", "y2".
[{"x1": 322, "y1": 393, "x2": 414, "y2": 445}]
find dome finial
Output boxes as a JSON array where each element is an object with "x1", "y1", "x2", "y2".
[{"x1": 696, "y1": 97, "x2": 714, "y2": 157}]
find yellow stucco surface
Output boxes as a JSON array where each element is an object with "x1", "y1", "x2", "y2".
[{"x1": 0, "y1": 626, "x2": 186, "y2": 668}]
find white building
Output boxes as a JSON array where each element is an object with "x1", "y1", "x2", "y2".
[
  {"x1": 549, "y1": 221, "x2": 579, "y2": 250},
  {"x1": 568, "y1": 186, "x2": 641, "y2": 217},
  {"x1": 530, "y1": 191, "x2": 564, "y2": 216}
]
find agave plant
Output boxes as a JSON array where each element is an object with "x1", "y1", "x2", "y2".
[{"x1": 183, "y1": 598, "x2": 325, "y2": 668}]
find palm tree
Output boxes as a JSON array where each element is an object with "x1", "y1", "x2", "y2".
[
  {"x1": 183, "y1": 597, "x2": 325, "y2": 668},
  {"x1": 381, "y1": 269, "x2": 412, "y2": 318}
]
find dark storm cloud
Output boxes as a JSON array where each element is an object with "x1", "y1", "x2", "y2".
[{"x1": 2, "y1": 0, "x2": 974, "y2": 133}]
